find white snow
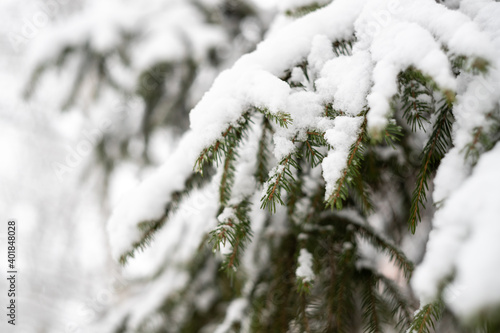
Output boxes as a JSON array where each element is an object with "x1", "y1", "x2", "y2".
[
  {"x1": 296, "y1": 248, "x2": 314, "y2": 282},
  {"x1": 307, "y1": 34, "x2": 335, "y2": 75},
  {"x1": 413, "y1": 143, "x2": 500, "y2": 320},
  {"x1": 273, "y1": 134, "x2": 296, "y2": 160},
  {"x1": 322, "y1": 116, "x2": 364, "y2": 198},
  {"x1": 217, "y1": 207, "x2": 237, "y2": 224},
  {"x1": 365, "y1": 21, "x2": 456, "y2": 133},
  {"x1": 290, "y1": 66, "x2": 306, "y2": 85},
  {"x1": 107, "y1": 131, "x2": 201, "y2": 260},
  {"x1": 431, "y1": 147, "x2": 471, "y2": 204},
  {"x1": 409, "y1": 1, "x2": 500, "y2": 322},
  {"x1": 229, "y1": 121, "x2": 262, "y2": 204},
  {"x1": 189, "y1": 69, "x2": 291, "y2": 150},
  {"x1": 317, "y1": 51, "x2": 372, "y2": 116}
]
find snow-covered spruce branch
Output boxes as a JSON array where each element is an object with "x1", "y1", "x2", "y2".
[
  {"x1": 260, "y1": 143, "x2": 299, "y2": 213},
  {"x1": 105, "y1": 0, "x2": 500, "y2": 331},
  {"x1": 304, "y1": 130, "x2": 328, "y2": 167},
  {"x1": 256, "y1": 107, "x2": 293, "y2": 129},
  {"x1": 294, "y1": 209, "x2": 414, "y2": 331},
  {"x1": 284, "y1": 1, "x2": 330, "y2": 18},
  {"x1": 407, "y1": 301, "x2": 444, "y2": 333},
  {"x1": 325, "y1": 114, "x2": 367, "y2": 210},
  {"x1": 194, "y1": 114, "x2": 251, "y2": 175},
  {"x1": 398, "y1": 68, "x2": 434, "y2": 133},
  {"x1": 109, "y1": 0, "x2": 494, "y2": 263}
]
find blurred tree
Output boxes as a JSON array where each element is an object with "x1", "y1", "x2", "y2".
[{"x1": 25, "y1": 0, "x2": 267, "y2": 176}]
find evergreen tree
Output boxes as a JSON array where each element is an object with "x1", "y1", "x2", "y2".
[
  {"x1": 25, "y1": 0, "x2": 265, "y2": 182},
  {"x1": 26, "y1": 0, "x2": 500, "y2": 332}
]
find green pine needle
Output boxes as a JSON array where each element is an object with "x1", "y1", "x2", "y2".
[
  {"x1": 210, "y1": 200, "x2": 253, "y2": 273},
  {"x1": 408, "y1": 98, "x2": 454, "y2": 233},
  {"x1": 407, "y1": 301, "x2": 444, "y2": 333},
  {"x1": 260, "y1": 147, "x2": 300, "y2": 213},
  {"x1": 326, "y1": 117, "x2": 367, "y2": 210}
]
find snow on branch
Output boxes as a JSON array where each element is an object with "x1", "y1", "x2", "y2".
[{"x1": 107, "y1": 2, "x2": 500, "y2": 325}]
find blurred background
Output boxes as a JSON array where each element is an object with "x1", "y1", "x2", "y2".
[{"x1": 0, "y1": 0, "x2": 279, "y2": 331}]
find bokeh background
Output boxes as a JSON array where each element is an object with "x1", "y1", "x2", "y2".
[{"x1": 0, "y1": 1, "x2": 274, "y2": 332}]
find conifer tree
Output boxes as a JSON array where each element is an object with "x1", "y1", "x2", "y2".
[{"x1": 26, "y1": 0, "x2": 500, "y2": 332}]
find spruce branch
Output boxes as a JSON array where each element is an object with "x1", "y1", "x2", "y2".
[
  {"x1": 407, "y1": 301, "x2": 444, "y2": 333},
  {"x1": 286, "y1": 151, "x2": 305, "y2": 220},
  {"x1": 256, "y1": 107, "x2": 292, "y2": 129},
  {"x1": 194, "y1": 112, "x2": 252, "y2": 174},
  {"x1": 210, "y1": 200, "x2": 253, "y2": 273},
  {"x1": 218, "y1": 116, "x2": 249, "y2": 205},
  {"x1": 319, "y1": 213, "x2": 414, "y2": 280},
  {"x1": 450, "y1": 54, "x2": 490, "y2": 75},
  {"x1": 304, "y1": 130, "x2": 328, "y2": 168},
  {"x1": 376, "y1": 273, "x2": 413, "y2": 330},
  {"x1": 284, "y1": 2, "x2": 327, "y2": 18},
  {"x1": 300, "y1": 293, "x2": 312, "y2": 333},
  {"x1": 260, "y1": 144, "x2": 300, "y2": 213},
  {"x1": 326, "y1": 116, "x2": 367, "y2": 210},
  {"x1": 351, "y1": 170, "x2": 374, "y2": 215},
  {"x1": 119, "y1": 169, "x2": 214, "y2": 264},
  {"x1": 398, "y1": 68, "x2": 433, "y2": 132},
  {"x1": 332, "y1": 39, "x2": 354, "y2": 57},
  {"x1": 331, "y1": 245, "x2": 356, "y2": 333},
  {"x1": 324, "y1": 103, "x2": 345, "y2": 118},
  {"x1": 383, "y1": 121, "x2": 404, "y2": 149},
  {"x1": 353, "y1": 222, "x2": 414, "y2": 280},
  {"x1": 255, "y1": 117, "x2": 273, "y2": 184},
  {"x1": 464, "y1": 126, "x2": 484, "y2": 165},
  {"x1": 219, "y1": 147, "x2": 236, "y2": 206},
  {"x1": 463, "y1": 110, "x2": 500, "y2": 165},
  {"x1": 361, "y1": 272, "x2": 383, "y2": 333},
  {"x1": 409, "y1": 98, "x2": 454, "y2": 233},
  {"x1": 296, "y1": 277, "x2": 312, "y2": 295}
]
